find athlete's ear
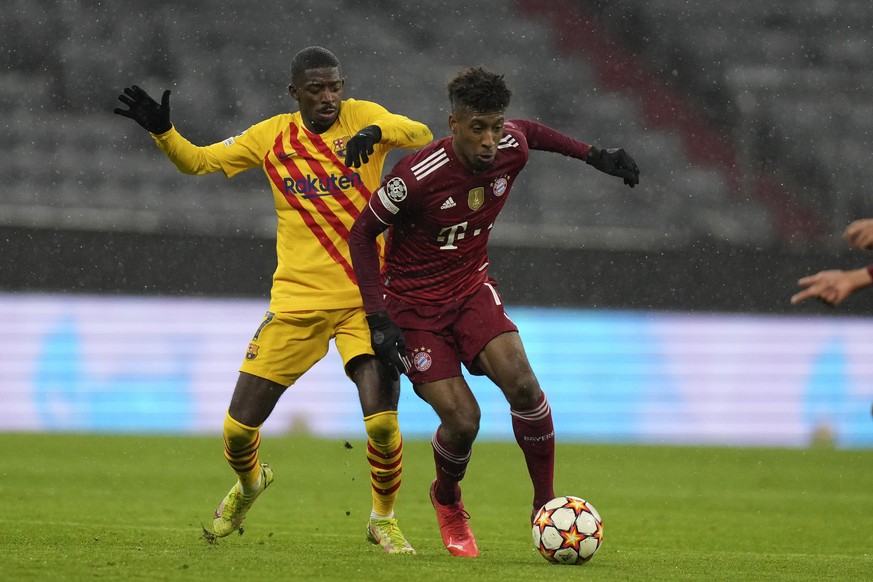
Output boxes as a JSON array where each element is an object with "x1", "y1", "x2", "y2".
[
  {"x1": 288, "y1": 84, "x2": 298, "y2": 101},
  {"x1": 448, "y1": 113, "x2": 457, "y2": 135}
]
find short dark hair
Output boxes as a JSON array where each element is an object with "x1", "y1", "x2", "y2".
[
  {"x1": 290, "y1": 46, "x2": 341, "y2": 84},
  {"x1": 447, "y1": 66, "x2": 512, "y2": 114}
]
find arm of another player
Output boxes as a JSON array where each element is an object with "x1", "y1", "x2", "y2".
[
  {"x1": 586, "y1": 146, "x2": 640, "y2": 188},
  {"x1": 343, "y1": 101, "x2": 433, "y2": 168},
  {"x1": 843, "y1": 219, "x2": 873, "y2": 250},
  {"x1": 114, "y1": 84, "x2": 259, "y2": 176},
  {"x1": 512, "y1": 119, "x2": 639, "y2": 187},
  {"x1": 349, "y1": 204, "x2": 410, "y2": 379},
  {"x1": 790, "y1": 265, "x2": 873, "y2": 306}
]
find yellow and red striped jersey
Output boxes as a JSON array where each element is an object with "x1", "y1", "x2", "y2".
[{"x1": 151, "y1": 98, "x2": 432, "y2": 311}]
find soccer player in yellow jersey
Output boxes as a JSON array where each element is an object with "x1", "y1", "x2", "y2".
[{"x1": 114, "y1": 46, "x2": 432, "y2": 553}]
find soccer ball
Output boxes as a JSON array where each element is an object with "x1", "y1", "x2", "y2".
[{"x1": 532, "y1": 496, "x2": 603, "y2": 565}]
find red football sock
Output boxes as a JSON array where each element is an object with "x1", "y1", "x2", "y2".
[
  {"x1": 511, "y1": 392, "x2": 556, "y2": 510},
  {"x1": 431, "y1": 426, "x2": 471, "y2": 506}
]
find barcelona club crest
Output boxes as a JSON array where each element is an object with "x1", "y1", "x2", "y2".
[
  {"x1": 468, "y1": 187, "x2": 485, "y2": 211},
  {"x1": 334, "y1": 137, "x2": 347, "y2": 159},
  {"x1": 245, "y1": 342, "x2": 260, "y2": 361}
]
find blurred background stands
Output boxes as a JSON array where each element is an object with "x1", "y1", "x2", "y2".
[{"x1": 2, "y1": 0, "x2": 872, "y2": 251}]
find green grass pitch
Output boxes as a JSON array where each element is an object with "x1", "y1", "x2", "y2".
[{"x1": 1, "y1": 433, "x2": 871, "y2": 580}]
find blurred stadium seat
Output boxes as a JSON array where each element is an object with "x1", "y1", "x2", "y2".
[{"x1": 3, "y1": 0, "x2": 871, "y2": 248}]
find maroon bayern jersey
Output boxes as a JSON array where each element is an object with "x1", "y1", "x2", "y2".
[{"x1": 350, "y1": 119, "x2": 591, "y2": 312}]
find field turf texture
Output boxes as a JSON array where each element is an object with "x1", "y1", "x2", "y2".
[{"x1": 1, "y1": 433, "x2": 871, "y2": 580}]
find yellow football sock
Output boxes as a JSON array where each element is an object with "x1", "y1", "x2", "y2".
[
  {"x1": 223, "y1": 411, "x2": 262, "y2": 490},
  {"x1": 363, "y1": 411, "x2": 403, "y2": 517}
]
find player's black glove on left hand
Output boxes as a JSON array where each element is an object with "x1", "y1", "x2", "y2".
[
  {"x1": 586, "y1": 146, "x2": 640, "y2": 188},
  {"x1": 344, "y1": 125, "x2": 382, "y2": 168},
  {"x1": 114, "y1": 85, "x2": 172, "y2": 134},
  {"x1": 366, "y1": 311, "x2": 410, "y2": 380}
]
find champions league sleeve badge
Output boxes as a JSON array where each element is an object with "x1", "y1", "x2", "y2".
[{"x1": 386, "y1": 177, "x2": 408, "y2": 202}]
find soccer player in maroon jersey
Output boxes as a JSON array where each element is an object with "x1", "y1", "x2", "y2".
[
  {"x1": 349, "y1": 66, "x2": 639, "y2": 557},
  {"x1": 115, "y1": 47, "x2": 431, "y2": 553}
]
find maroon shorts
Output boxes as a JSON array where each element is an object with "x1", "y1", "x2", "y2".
[{"x1": 385, "y1": 281, "x2": 518, "y2": 384}]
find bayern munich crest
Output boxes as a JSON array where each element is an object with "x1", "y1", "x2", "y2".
[
  {"x1": 413, "y1": 347, "x2": 432, "y2": 372},
  {"x1": 493, "y1": 176, "x2": 509, "y2": 197},
  {"x1": 386, "y1": 177, "x2": 407, "y2": 202}
]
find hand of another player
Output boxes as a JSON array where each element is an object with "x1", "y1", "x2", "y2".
[
  {"x1": 114, "y1": 85, "x2": 172, "y2": 134},
  {"x1": 843, "y1": 219, "x2": 873, "y2": 250},
  {"x1": 790, "y1": 268, "x2": 873, "y2": 306},
  {"x1": 366, "y1": 311, "x2": 411, "y2": 380},
  {"x1": 586, "y1": 146, "x2": 640, "y2": 187},
  {"x1": 344, "y1": 125, "x2": 382, "y2": 168}
]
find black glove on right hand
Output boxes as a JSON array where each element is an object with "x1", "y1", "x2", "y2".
[
  {"x1": 586, "y1": 146, "x2": 640, "y2": 188},
  {"x1": 366, "y1": 311, "x2": 410, "y2": 380},
  {"x1": 344, "y1": 125, "x2": 382, "y2": 168},
  {"x1": 114, "y1": 85, "x2": 172, "y2": 134}
]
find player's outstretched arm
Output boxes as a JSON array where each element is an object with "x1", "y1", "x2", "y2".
[
  {"x1": 843, "y1": 219, "x2": 873, "y2": 250},
  {"x1": 790, "y1": 266, "x2": 873, "y2": 306},
  {"x1": 586, "y1": 146, "x2": 640, "y2": 188},
  {"x1": 114, "y1": 85, "x2": 172, "y2": 134}
]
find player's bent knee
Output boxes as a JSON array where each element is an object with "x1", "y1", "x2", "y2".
[
  {"x1": 505, "y1": 374, "x2": 542, "y2": 407},
  {"x1": 363, "y1": 410, "x2": 399, "y2": 445},
  {"x1": 446, "y1": 414, "x2": 480, "y2": 444},
  {"x1": 223, "y1": 411, "x2": 260, "y2": 450}
]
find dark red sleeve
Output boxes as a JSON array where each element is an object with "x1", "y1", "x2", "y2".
[
  {"x1": 508, "y1": 119, "x2": 591, "y2": 160},
  {"x1": 867, "y1": 264, "x2": 873, "y2": 281},
  {"x1": 349, "y1": 203, "x2": 390, "y2": 314}
]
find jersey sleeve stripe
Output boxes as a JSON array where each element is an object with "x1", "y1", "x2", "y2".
[
  {"x1": 368, "y1": 196, "x2": 394, "y2": 226},
  {"x1": 498, "y1": 135, "x2": 519, "y2": 149},
  {"x1": 411, "y1": 149, "x2": 449, "y2": 181}
]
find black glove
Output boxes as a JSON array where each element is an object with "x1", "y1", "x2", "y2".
[
  {"x1": 586, "y1": 146, "x2": 640, "y2": 188},
  {"x1": 366, "y1": 311, "x2": 410, "y2": 380},
  {"x1": 113, "y1": 85, "x2": 172, "y2": 134},
  {"x1": 344, "y1": 125, "x2": 382, "y2": 168}
]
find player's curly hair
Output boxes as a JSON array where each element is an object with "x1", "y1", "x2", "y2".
[
  {"x1": 447, "y1": 66, "x2": 512, "y2": 114},
  {"x1": 290, "y1": 46, "x2": 342, "y2": 84}
]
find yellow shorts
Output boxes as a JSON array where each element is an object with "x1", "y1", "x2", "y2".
[{"x1": 239, "y1": 307, "x2": 373, "y2": 387}]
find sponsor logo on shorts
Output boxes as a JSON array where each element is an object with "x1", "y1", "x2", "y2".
[
  {"x1": 412, "y1": 347, "x2": 432, "y2": 372},
  {"x1": 245, "y1": 342, "x2": 260, "y2": 360}
]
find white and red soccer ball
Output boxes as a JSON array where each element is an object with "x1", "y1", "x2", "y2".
[{"x1": 532, "y1": 496, "x2": 603, "y2": 565}]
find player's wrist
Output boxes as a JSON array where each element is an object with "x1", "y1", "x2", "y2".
[
  {"x1": 362, "y1": 125, "x2": 382, "y2": 143},
  {"x1": 149, "y1": 122, "x2": 173, "y2": 136},
  {"x1": 366, "y1": 311, "x2": 391, "y2": 328}
]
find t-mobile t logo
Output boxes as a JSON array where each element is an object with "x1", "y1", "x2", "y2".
[{"x1": 437, "y1": 221, "x2": 468, "y2": 250}]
